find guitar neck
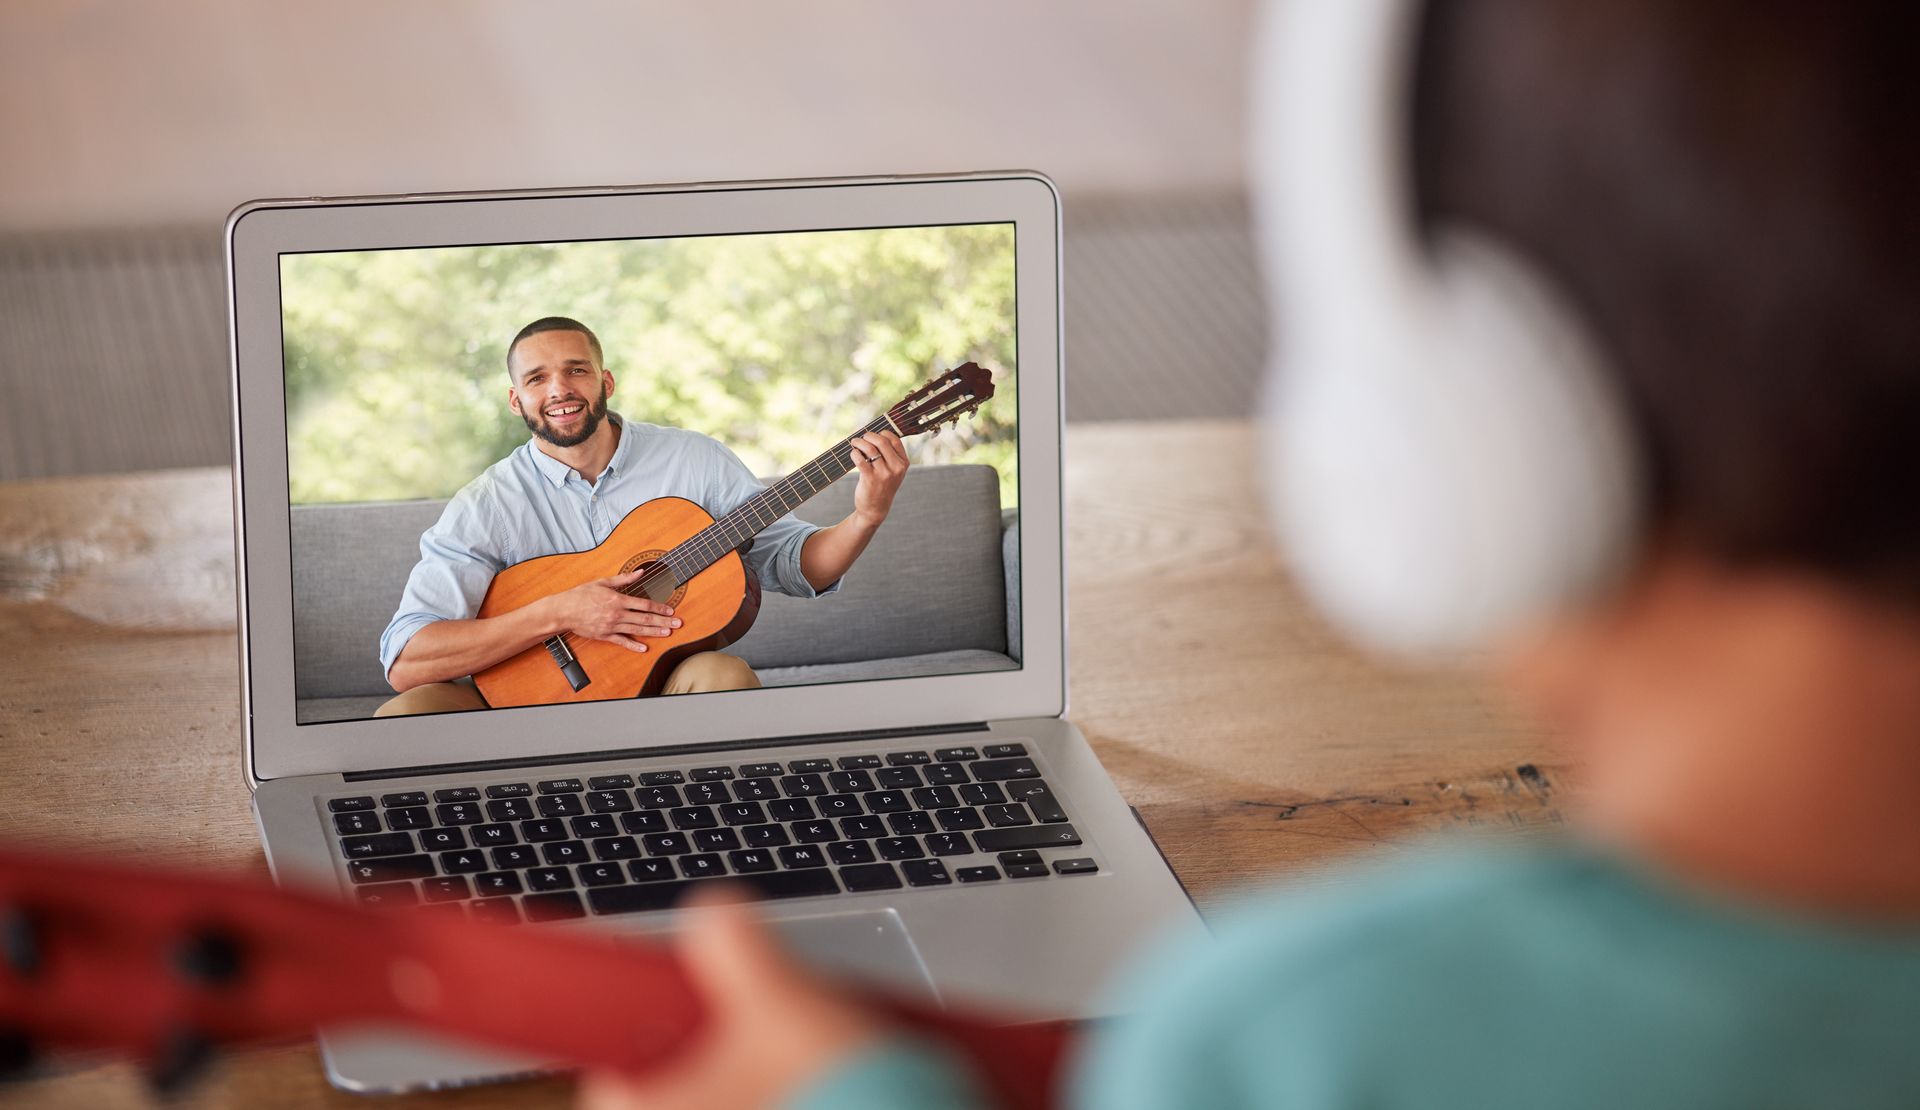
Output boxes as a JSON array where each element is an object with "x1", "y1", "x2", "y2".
[{"x1": 660, "y1": 413, "x2": 895, "y2": 584}]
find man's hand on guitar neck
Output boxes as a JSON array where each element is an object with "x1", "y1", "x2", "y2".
[{"x1": 798, "y1": 431, "x2": 911, "y2": 592}]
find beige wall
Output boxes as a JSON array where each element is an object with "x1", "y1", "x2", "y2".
[{"x1": 0, "y1": 0, "x2": 1254, "y2": 232}]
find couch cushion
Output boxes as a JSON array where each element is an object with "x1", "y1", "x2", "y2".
[{"x1": 291, "y1": 499, "x2": 449, "y2": 700}]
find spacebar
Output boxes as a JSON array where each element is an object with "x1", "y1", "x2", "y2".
[{"x1": 588, "y1": 871, "x2": 842, "y2": 915}]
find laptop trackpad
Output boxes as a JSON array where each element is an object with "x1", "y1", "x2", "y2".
[{"x1": 759, "y1": 907, "x2": 942, "y2": 1006}]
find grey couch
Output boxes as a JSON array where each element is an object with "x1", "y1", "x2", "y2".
[{"x1": 289, "y1": 464, "x2": 1020, "y2": 723}]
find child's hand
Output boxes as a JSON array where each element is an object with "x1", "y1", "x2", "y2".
[{"x1": 576, "y1": 884, "x2": 885, "y2": 1110}]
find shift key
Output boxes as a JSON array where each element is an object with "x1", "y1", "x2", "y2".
[
  {"x1": 972, "y1": 824, "x2": 1082, "y2": 853},
  {"x1": 346, "y1": 854, "x2": 436, "y2": 884}
]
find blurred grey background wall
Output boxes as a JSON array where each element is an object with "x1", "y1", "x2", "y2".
[{"x1": 0, "y1": 0, "x2": 1266, "y2": 479}]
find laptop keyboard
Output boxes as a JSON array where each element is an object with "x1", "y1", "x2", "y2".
[{"x1": 326, "y1": 743, "x2": 1098, "y2": 923}]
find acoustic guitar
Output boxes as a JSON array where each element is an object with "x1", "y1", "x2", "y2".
[
  {"x1": 0, "y1": 846, "x2": 1068, "y2": 1106},
  {"x1": 473, "y1": 363, "x2": 996, "y2": 708}
]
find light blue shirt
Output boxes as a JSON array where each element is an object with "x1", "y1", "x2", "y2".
[{"x1": 379, "y1": 414, "x2": 833, "y2": 680}]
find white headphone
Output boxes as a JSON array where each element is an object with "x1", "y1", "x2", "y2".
[{"x1": 1252, "y1": 0, "x2": 1643, "y2": 654}]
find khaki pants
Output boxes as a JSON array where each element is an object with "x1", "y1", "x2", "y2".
[{"x1": 373, "y1": 651, "x2": 761, "y2": 717}]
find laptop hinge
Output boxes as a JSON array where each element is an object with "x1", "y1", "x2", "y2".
[{"x1": 341, "y1": 721, "x2": 992, "y2": 783}]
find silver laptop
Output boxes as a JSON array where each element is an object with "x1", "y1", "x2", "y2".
[{"x1": 227, "y1": 171, "x2": 1201, "y2": 1093}]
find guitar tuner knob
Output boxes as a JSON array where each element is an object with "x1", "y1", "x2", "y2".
[
  {"x1": 174, "y1": 927, "x2": 245, "y2": 987},
  {"x1": 0, "y1": 906, "x2": 40, "y2": 980},
  {"x1": 145, "y1": 1025, "x2": 216, "y2": 1097},
  {"x1": 0, "y1": 1027, "x2": 33, "y2": 1079}
]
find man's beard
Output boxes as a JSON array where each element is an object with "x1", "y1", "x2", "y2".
[{"x1": 523, "y1": 393, "x2": 609, "y2": 449}]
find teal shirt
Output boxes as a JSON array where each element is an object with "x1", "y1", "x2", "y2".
[{"x1": 791, "y1": 844, "x2": 1920, "y2": 1109}]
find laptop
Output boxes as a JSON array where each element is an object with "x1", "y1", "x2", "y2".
[{"x1": 227, "y1": 171, "x2": 1201, "y2": 1093}]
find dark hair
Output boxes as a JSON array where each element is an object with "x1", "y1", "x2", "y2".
[
  {"x1": 1413, "y1": 0, "x2": 1920, "y2": 603},
  {"x1": 507, "y1": 316, "x2": 603, "y2": 374}
]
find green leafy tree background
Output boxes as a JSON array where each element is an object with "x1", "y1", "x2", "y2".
[{"x1": 280, "y1": 224, "x2": 1018, "y2": 508}]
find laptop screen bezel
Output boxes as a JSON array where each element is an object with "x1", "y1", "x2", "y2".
[{"x1": 229, "y1": 172, "x2": 1066, "y2": 786}]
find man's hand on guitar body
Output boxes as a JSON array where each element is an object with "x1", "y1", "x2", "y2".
[{"x1": 542, "y1": 569, "x2": 682, "y2": 654}]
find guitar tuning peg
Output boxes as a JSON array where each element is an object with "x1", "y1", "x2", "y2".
[
  {"x1": 0, "y1": 1026, "x2": 35, "y2": 1080},
  {"x1": 174, "y1": 926, "x2": 246, "y2": 987},
  {"x1": 145, "y1": 1024, "x2": 217, "y2": 1099},
  {"x1": 0, "y1": 905, "x2": 39, "y2": 980}
]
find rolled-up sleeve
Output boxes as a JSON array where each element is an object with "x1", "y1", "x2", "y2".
[
  {"x1": 378, "y1": 493, "x2": 510, "y2": 681},
  {"x1": 702, "y1": 440, "x2": 841, "y2": 600}
]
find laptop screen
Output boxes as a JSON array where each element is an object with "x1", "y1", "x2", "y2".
[{"x1": 278, "y1": 223, "x2": 1018, "y2": 727}]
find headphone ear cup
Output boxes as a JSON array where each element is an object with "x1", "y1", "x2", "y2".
[{"x1": 1264, "y1": 229, "x2": 1642, "y2": 653}]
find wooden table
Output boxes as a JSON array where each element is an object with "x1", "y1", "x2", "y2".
[{"x1": 0, "y1": 419, "x2": 1565, "y2": 1107}]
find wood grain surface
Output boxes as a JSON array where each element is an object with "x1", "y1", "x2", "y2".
[{"x1": 0, "y1": 420, "x2": 1568, "y2": 1107}]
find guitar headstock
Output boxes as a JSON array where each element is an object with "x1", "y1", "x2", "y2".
[{"x1": 888, "y1": 362, "x2": 997, "y2": 438}]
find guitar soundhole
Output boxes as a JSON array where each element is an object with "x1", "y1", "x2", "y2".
[{"x1": 620, "y1": 551, "x2": 687, "y2": 607}]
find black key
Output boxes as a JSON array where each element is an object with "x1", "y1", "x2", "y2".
[
  {"x1": 971, "y1": 758, "x2": 1040, "y2": 781},
  {"x1": 875, "y1": 767, "x2": 922, "y2": 789},
  {"x1": 973, "y1": 824, "x2": 1083, "y2": 853},
  {"x1": 521, "y1": 818, "x2": 568, "y2": 842},
  {"x1": 956, "y1": 866, "x2": 1001, "y2": 883},
  {"x1": 926, "y1": 832, "x2": 972, "y2": 856},
  {"x1": 422, "y1": 876, "x2": 471, "y2": 902},
  {"x1": 1009, "y1": 781, "x2": 1070, "y2": 823},
  {"x1": 641, "y1": 771, "x2": 685, "y2": 786},
  {"x1": 439, "y1": 849, "x2": 488, "y2": 874},
  {"x1": 420, "y1": 827, "x2": 467, "y2": 852},
  {"x1": 637, "y1": 785, "x2": 683, "y2": 809},
  {"x1": 827, "y1": 840, "x2": 877, "y2": 865},
  {"x1": 734, "y1": 778, "x2": 778, "y2": 802},
  {"x1": 679, "y1": 854, "x2": 726, "y2": 879},
  {"x1": 588, "y1": 774, "x2": 635, "y2": 790},
  {"x1": 827, "y1": 770, "x2": 875, "y2": 793},
  {"x1": 570, "y1": 814, "x2": 617, "y2": 839},
  {"x1": 526, "y1": 866, "x2": 574, "y2": 891},
  {"x1": 474, "y1": 871, "x2": 523, "y2": 897},
  {"x1": 818, "y1": 794, "x2": 864, "y2": 819},
  {"x1": 385, "y1": 806, "x2": 433, "y2": 831},
  {"x1": 340, "y1": 832, "x2": 412, "y2": 859},
  {"x1": 984, "y1": 743, "x2": 1028, "y2": 759},
  {"x1": 470, "y1": 897, "x2": 521, "y2": 925},
  {"x1": 959, "y1": 783, "x2": 1006, "y2": 807},
  {"x1": 486, "y1": 798, "x2": 534, "y2": 822},
  {"x1": 470, "y1": 822, "x2": 518, "y2": 847},
  {"x1": 436, "y1": 802, "x2": 484, "y2": 826},
  {"x1": 780, "y1": 774, "x2": 828, "y2": 798},
  {"x1": 642, "y1": 832, "x2": 691, "y2": 855},
  {"x1": 536, "y1": 794, "x2": 585, "y2": 818},
  {"x1": 621, "y1": 810, "x2": 668, "y2": 835},
  {"x1": 685, "y1": 782, "x2": 730, "y2": 806},
  {"x1": 434, "y1": 787, "x2": 481, "y2": 803},
  {"x1": 694, "y1": 828, "x2": 740, "y2": 852},
  {"x1": 346, "y1": 855, "x2": 434, "y2": 884},
  {"x1": 865, "y1": 790, "x2": 911, "y2": 814},
  {"x1": 578, "y1": 862, "x2": 626, "y2": 887},
  {"x1": 739, "y1": 869, "x2": 841, "y2": 899},
  {"x1": 998, "y1": 850, "x2": 1042, "y2": 867},
  {"x1": 840, "y1": 815, "x2": 887, "y2": 839},
  {"x1": 1054, "y1": 858, "x2": 1099, "y2": 875},
  {"x1": 720, "y1": 802, "x2": 766, "y2": 826},
  {"x1": 729, "y1": 849, "x2": 776, "y2": 873},
  {"x1": 790, "y1": 758, "x2": 833, "y2": 774},
  {"x1": 381, "y1": 791, "x2": 429, "y2": 808},
  {"x1": 887, "y1": 811, "x2": 936, "y2": 836},
  {"x1": 912, "y1": 786, "x2": 959, "y2": 810},
  {"x1": 591, "y1": 881, "x2": 693, "y2": 915},
  {"x1": 591, "y1": 869, "x2": 841, "y2": 915},
  {"x1": 356, "y1": 882, "x2": 418, "y2": 907},
  {"x1": 669, "y1": 806, "x2": 718, "y2": 830},
  {"x1": 538, "y1": 778, "x2": 584, "y2": 794},
  {"x1": 587, "y1": 790, "x2": 635, "y2": 813},
  {"x1": 778, "y1": 845, "x2": 828, "y2": 869},
  {"x1": 792, "y1": 820, "x2": 837, "y2": 844},
  {"x1": 329, "y1": 796, "x2": 376, "y2": 813},
  {"x1": 1006, "y1": 862, "x2": 1050, "y2": 879},
  {"x1": 923, "y1": 763, "x2": 968, "y2": 786},
  {"x1": 593, "y1": 836, "x2": 641, "y2": 861},
  {"x1": 492, "y1": 845, "x2": 538, "y2": 869},
  {"x1": 934, "y1": 808, "x2": 984, "y2": 831},
  {"x1": 836, "y1": 754, "x2": 882, "y2": 770},
  {"x1": 768, "y1": 798, "x2": 814, "y2": 822},
  {"x1": 691, "y1": 766, "x2": 735, "y2": 782},
  {"x1": 541, "y1": 841, "x2": 590, "y2": 866},
  {"x1": 333, "y1": 812, "x2": 380, "y2": 835},
  {"x1": 839, "y1": 863, "x2": 902, "y2": 892},
  {"x1": 886, "y1": 750, "x2": 931, "y2": 766},
  {"x1": 485, "y1": 783, "x2": 532, "y2": 798},
  {"x1": 985, "y1": 804, "x2": 1033, "y2": 828},
  {"x1": 522, "y1": 892, "x2": 586, "y2": 921},
  {"x1": 737, "y1": 762, "x2": 783, "y2": 778},
  {"x1": 903, "y1": 860, "x2": 952, "y2": 887},
  {"x1": 935, "y1": 747, "x2": 980, "y2": 762},
  {"x1": 742, "y1": 824, "x2": 790, "y2": 848},
  {"x1": 629, "y1": 859, "x2": 677, "y2": 882},
  {"x1": 875, "y1": 837, "x2": 923, "y2": 861}
]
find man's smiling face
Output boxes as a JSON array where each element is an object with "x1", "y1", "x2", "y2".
[{"x1": 507, "y1": 329, "x2": 615, "y2": 449}]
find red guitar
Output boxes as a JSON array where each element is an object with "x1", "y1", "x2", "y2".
[{"x1": 0, "y1": 848, "x2": 1068, "y2": 1106}]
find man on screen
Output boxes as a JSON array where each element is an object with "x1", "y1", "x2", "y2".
[{"x1": 375, "y1": 316, "x2": 908, "y2": 716}]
